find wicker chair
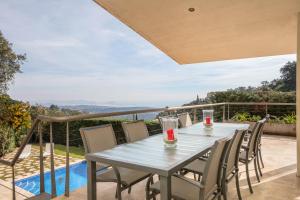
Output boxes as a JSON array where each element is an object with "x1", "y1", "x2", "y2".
[
  {"x1": 177, "y1": 112, "x2": 193, "y2": 128},
  {"x1": 121, "y1": 120, "x2": 149, "y2": 143},
  {"x1": 145, "y1": 138, "x2": 230, "y2": 200},
  {"x1": 80, "y1": 124, "x2": 151, "y2": 200}
]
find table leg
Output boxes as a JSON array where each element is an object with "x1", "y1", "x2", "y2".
[
  {"x1": 87, "y1": 160, "x2": 97, "y2": 200},
  {"x1": 159, "y1": 175, "x2": 171, "y2": 200}
]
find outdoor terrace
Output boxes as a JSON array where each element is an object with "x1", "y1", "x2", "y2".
[{"x1": 0, "y1": 102, "x2": 298, "y2": 200}]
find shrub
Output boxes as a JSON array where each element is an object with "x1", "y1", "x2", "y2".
[
  {"x1": 231, "y1": 112, "x2": 261, "y2": 122},
  {"x1": 282, "y1": 113, "x2": 296, "y2": 124},
  {"x1": 0, "y1": 125, "x2": 15, "y2": 157}
]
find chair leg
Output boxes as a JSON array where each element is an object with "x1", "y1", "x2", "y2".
[
  {"x1": 257, "y1": 154, "x2": 263, "y2": 177},
  {"x1": 128, "y1": 186, "x2": 131, "y2": 194},
  {"x1": 259, "y1": 148, "x2": 264, "y2": 168},
  {"x1": 235, "y1": 173, "x2": 242, "y2": 200},
  {"x1": 115, "y1": 183, "x2": 122, "y2": 200},
  {"x1": 254, "y1": 157, "x2": 260, "y2": 182},
  {"x1": 222, "y1": 182, "x2": 228, "y2": 200},
  {"x1": 245, "y1": 161, "x2": 253, "y2": 193},
  {"x1": 193, "y1": 173, "x2": 197, "y2": 180}
]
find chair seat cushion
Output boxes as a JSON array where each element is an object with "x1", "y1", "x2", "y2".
[
  {"x1": 150, "y1": 176, "x2": 201, "y2": 200},
  {"x1": 183, "y1": 159, "x2": 206, "y2": 174},
  {"x1": 97, "y1": 167, "x2": 150, "y2": 186}
]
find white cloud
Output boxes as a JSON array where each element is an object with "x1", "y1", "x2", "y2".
[{"x1": 1, "y1": 1, "x2": 296, "y2": 107}]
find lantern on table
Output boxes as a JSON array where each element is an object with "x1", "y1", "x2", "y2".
[
  {"x1": 160, "y1": 117, "x2": 178, "y2": 148},
  {"x1": 203, "y1": 110, "x2": 214, "y2": 129}
]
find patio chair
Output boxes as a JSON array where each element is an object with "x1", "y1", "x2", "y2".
[
  {"x1": 241, "y1": 115, "x2": 269, "y2": 177},
  {"x1": 177, "y1": 112, "x2": 193, "y2": 128},
  {"x1": 239, "y1": 119, "x2": 266, "y2": 193},
  {"x1": 121, "y1": 120, "x2": 149, "y2": 143},
  {"x1": 253, "y1": 116, "x2": 269, "y2": 178},
  {"x1": 80, "y1": 124, "x2": 151, "y2": 200},
  {"x1": 146, "y1": 138, "x2": 230, "y2": 200},
  {"x1": 19, "y1": 144, "x2": 31, "y2": 160},
  {"x1": 43, "y1": 143, "x2": 54, "y2": 158},
  {"x1": 181, "y1": 130, "x2": 246, "y2": 200}
]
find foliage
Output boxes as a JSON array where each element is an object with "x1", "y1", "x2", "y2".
[
  {"x1": 0, "y1": 124, "x2": 15, "y2": 157},
  {"x1": 0, "y1": 94, "x2": 31, "y2": 130},
  {"x1": 232, "y1": 112, "x2": 296, "y2": 124},
  {"x1": 281, "y1": 113, "x2": 296, "y2": 124},
  {"x1": 231, "y1": 112, "x2": 261, "y2": 122},
  {"x1": 0, "y1": 94, "x2": 31, "y2": 147},
  {"x1": 0, "y1": 31, "x2": 26, "y2": 94},
  {"x1": 206, "y1": 88, "x2": 295, "y2": 104},
  {"x1": 260, "y1": 61, "x2": 296, "y2": 92}
]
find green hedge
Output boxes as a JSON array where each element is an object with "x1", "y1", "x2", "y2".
[{"x1": 38, "y1": 119, "x2": 162, "y2": 147}]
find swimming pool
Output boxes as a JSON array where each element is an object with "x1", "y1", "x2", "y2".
[{"x1": 16, "y1": 161, "x2": 87, "y2": 196}]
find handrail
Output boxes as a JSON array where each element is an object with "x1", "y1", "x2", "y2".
[
  {"x1": 36, "y1": 102, "x2": 228, "y2": 123},
  {"x1": 35, "y1": 102, "x2": 295, "y2": 123},
  {"x1": 37, "y1": 107, "x2": 166, "y2": 123},
  {"x1": 227, "y1": 102, "x2": 296, "y2": 106}
]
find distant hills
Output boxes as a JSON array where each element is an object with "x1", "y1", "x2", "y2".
[{"x1": 60, "y1": 105, "x2": 158, "y2": 120}]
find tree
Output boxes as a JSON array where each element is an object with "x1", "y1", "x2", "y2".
[
  {"x1": 259, "y1": 61, "x2": 296, "y2": 92},
  {"x1": 0, "y1": 31, "x2": 26, "y2": 94},
  {"x1": 279, "y1": 61, "x2": 296, "y2": 91}
]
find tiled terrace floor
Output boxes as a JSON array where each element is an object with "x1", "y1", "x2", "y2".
[{"x1": 55, "y1": 135, "x2": 300, "y2": 200}]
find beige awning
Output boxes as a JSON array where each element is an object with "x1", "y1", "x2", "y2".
[{"x1": 94, "y1": 0, "x2": 300, "y2": 64}]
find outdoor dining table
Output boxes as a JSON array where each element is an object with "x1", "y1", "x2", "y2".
[{"x1": 85, "y1": 122, "x2": 249, "y2": 200}]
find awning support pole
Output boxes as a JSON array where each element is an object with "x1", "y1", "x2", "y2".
[{"x1": 297, "y1": 12, "x2": 300, "y2": 177}]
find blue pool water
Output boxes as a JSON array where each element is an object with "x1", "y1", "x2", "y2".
[{"x1": 16, "y1": 161, "x2": 87, "y2": 196}]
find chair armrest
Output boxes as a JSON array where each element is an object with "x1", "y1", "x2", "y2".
[{"x1": 173, "y1": 174, "x2": 204, "y2": 188}]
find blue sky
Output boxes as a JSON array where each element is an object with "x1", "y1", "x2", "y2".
[{"x1": 0, "y1": 0, "x2": 296, "y2": 107}]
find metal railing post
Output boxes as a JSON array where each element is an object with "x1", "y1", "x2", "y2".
[
  {"x1": 12, "y1": 166, "x2": 16, "y2": 200},
  {"x1": 227, "y1": 104, "x2": 230, "y2": 120},
  {"x1": 65, "y1": 122, "x2": 70, "y2": 197},
  {"x1": 222, "y1": 105, "x2": 226, "y2": 122},
  {"x1": 193, "y1": 109, "x2": 197, "y2": 123},
  {"x1": 265, "y1": 104, "x2": 268, "y2": 116},
  {"x1": 50, "y1": 123, "x2": 57, "y2": 198},
  {"x1": 38, "y1": 122, "x2": 45, "y2": 193}
]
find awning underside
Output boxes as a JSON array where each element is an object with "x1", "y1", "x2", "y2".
[{"x1": 94, "y1": 0, "x2": 300, "y2": 64}]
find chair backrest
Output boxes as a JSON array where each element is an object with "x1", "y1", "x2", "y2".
[
  {"x1": 254, "y1": 115, "x2": 269, "y2": 151},
  {"x1": 45, "y1": 143, "x2": 54, "y2": 153},
  {"x1": 224, "y1": 130, "x2": 247, "y2": 176},
  {"x1": 247, "y1": 121, "x2": 263, "y2": 156},
  {"x1": 177, "y1": 113, "x2": 192, "y2": 128},
  {"x1": 200, "y1": 138, "x2": 230, "y2": 198},
  {"x1": 80, "y1": 124, "x2": 117, "y2": 154},
  {"x1": 122, "y1": 120, "x2": 149, "y2": 143}
]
